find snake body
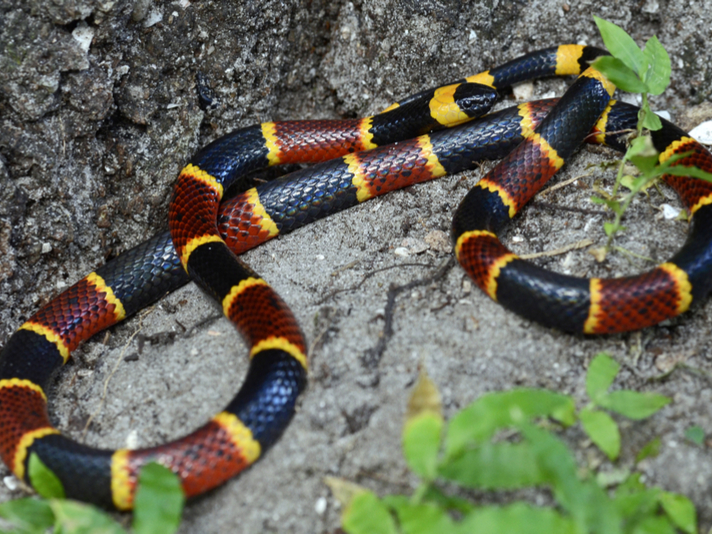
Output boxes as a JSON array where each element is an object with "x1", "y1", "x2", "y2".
[{"x1": 1, "y1": 45, "x2": 710, "y2": 509}]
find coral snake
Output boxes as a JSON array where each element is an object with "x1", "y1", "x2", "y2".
[{"x1": 1, "y1": 44, "x2": 711, "y2": 510}]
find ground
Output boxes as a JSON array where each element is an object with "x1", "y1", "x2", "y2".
[{"x1": 0, "y1": 0, "x2": 711, "y2": 533}]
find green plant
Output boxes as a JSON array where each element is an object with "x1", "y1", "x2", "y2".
[
  {"x1": 334, "y1": 353, "x2": 697, "y2": 534},
  {"x1": 0, "y1": 460, "x2": 184, "y2": 534},
  {"x1": 589, "y1": 17, "x2": 712, "y2": 259}
]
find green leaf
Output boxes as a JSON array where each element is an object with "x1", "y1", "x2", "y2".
[
  {"x1": 641, "y1": 110, "x2": 663, "y2": 131},
  {"x1": 628, "y1": 137, "x2": 659, "y2": 174},
  {"x1": 592, "y1": 56, "x2": 647, "y2": 93},
  {"x1": 586, "y1": 353, "x2": 620, "y2": 403},
  {"x1": 342, "y1": 491, "x2": 398, "y2": 534},
  {"x1": 684, "y1": 425, "x2": 705, "y2": 446},
  {"x1": 439, "y1": 442, "x2": 545, "y2": 489},
  {"x1": 636, "y1": 437, "x2": 662, "y2": 462},
  {"x1": 580, "y1": 408, "x2": 620, "y2": 460},
  {"x1": 0, "y1": 498, "x2": 55, "y2": 531},
  {"x1": 595, "y1": 467, "x2": 630, "y2": 488},
  {"x1": 590, "y1": 195, "x2": 609, "y2": 206},
  {"x1": 603, "y1": 221, "x2": 624, "y2": 237},
  {"x1": 621, "y1": 174, "x2": 656, "y2": 194},
  {"x1": 387, "y1": 499, "x2": 456, "y2": 534},
  {"x1": 403, "y1": 412, "x2": 442, "y2": 480},
  {"x1": 49, "y1": 500, "x2": 125, "y2": 534},
  {"x1": 445, "y1": 389, "x2": 575, "y2": 456},
  {"x1": 613, "y1": 475, "x2": 661, "y2": 521},
  {"x1": 642, "y1": 36, "x2": 671, "y2": 95},
  {"x1": 599, "y1": 390, "x2": 670, "y2": 420},
  {"x1": 419, "y1": 486, "x2": 476, "y2": 515},
  {"x1": 632, "y1": 515, "x2": 675, "y2": 534},
  {"x1": 518, "y1": 423, "x2": 622, "y2": 534},
  {"x1": 28, "y1": 453, "x2": 65, "y2": 499},
  {"x1": 132, "y1": 462, "x2": 184, "y2": 534},
  {"x1": 594, "y1": 17, "x2": 646, "y2": 75},
  {"x1": 591, "y1": 195, "x2": 621, "y2": 213},
  {"x1": 459, "y1": 502, "x2": 578, "y2": 534},
  {"x1": 662, "y1": 164, "x2": 712, "y2": 183},
  {"x1": 657, "y1": 151, "x2": 693, "y2": 168},
  {"x1": 630, "y1": 154, "x2": 659, "y2": 177},
  {"x1": 628, "y1": 135, "x2": 657, "y2": 157},
  {"x1": 616, "y1": 472, "x2": 646, "y2": 495},
  {"x1": 659, "y1": 492, "x2": 697, "y2": 534}
]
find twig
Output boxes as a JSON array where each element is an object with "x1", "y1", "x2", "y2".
[
  {"x1": 82, "y1": 307, "x2": 154, "y2": 439},
  {"x1": 316, "y1": 262, "x2": 433, "y2": 305},
  {"x1": 362, "y1": 258, "x2": 456, "y2": 367},
  {"x1": 519, "y1": 239, "x2": 593, "y2": 260},
  {"x1": 530, "y1": 200, "x2": 607, "y2": 217}
]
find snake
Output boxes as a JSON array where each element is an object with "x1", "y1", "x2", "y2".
[{"x1": 0, "y1": 44, "x2": 710, "y2": 510}]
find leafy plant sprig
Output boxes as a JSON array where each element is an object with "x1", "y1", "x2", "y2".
[
  {"x1": 0, "y1": 460, "x2": 184, "y2": 534},
  {"x1": 334, "y1": 353, "x2": 697, "y2": 534},
  {"x1": 590, "y1": 18, "x2": 712, "y2": 258}
]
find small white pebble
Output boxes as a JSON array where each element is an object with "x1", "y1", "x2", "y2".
[
  {"x1": 619, "y1": 93, "x2": 640, "y2": 106},
  {"x1": 315, "y1": 254, "x2": 325, "y2": 260},
  {"x1": 400, "y1": 237, "x2": 428, "y2": 255},
  {"x1": 72, "y1": 23, "x2": 95, "y2": 52},
  {"x1": 315, "y1": 497, "x2": 327, "y2": 515},
  {"x1": 144, "y1": 8, "x2": 163, "y2": 27},
  {"x1": 689, "y1": 119, "x2": 712, "y2": 145},
  {"x1": 661, "y1": 203, "x2": 681, "y2": 219},
  {"x1": 512, "y1": 81, "x2": 534, "y2": 101},
  {"x1": 562, "y1": 253, "x2": 574, "y2": 269},
  {"x1": 41, "y1": 242, "x2": 52, "y2": 254},
  {"x1": 125, "y1": 430, "x2": 139, "y2": 450},
  {"x1": 642, "y1": 0, "x2": 659, "y2": 13},
  {"x1": 654, "y1": 110, "x2": 671, "y2": 121},
  {"x1": 3, "y1": 476, "x2": 18, "y2": 491},
  {"x1": 511, "y1": 235, "x2": 524, "y2": 243},
  {"x1": 394, "y1": 247, "x2": 409, "y2": 257},
  {"x1": 468, "y1": 29, "x2": 477, "y2": 42}
]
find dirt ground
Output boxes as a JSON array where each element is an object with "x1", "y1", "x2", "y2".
[{"x1": 1, "y1": 0, "x2": 711, "y2": 532}]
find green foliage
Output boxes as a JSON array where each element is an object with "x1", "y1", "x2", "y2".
[
  {"x1": 0, "y1": 498, "x2": 54, "y2": 533},
  {"x1": 403, "y1": 413, "x2": 443, "y2": 481},
  {"x1": 339, "y1": 352, "x2": 697, "y2": 534},
  {"x1": 683, "y1": 425, "x2": 705, "y2": 446},
  {"x1": 0, "y1": 462, "x2": 184, "y2": 534},
  {"x1": 636, "y1": 437, "x2": 662, "y2": 462},
  {"x1": 343, "y1": 492, "x2": 398, "y2": 534},
  {"x1": 28, "y1": 454, "x2": 64, "y2": 500},
  {"x1": 48, "y1": 500, "x2": 125, "y2": 534},
  {"x1": 588, "y1": 18, "x2": 712, "y2": 258},
  {"x1": 580, "y1": 407, "x2": 620, "y2": 460},
  {"x1": 593, "y1": 17, "x2": 670, "y2": 130},
  {"x1": 133, "y1": 463, "x2": 185, "y2": 534}
]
